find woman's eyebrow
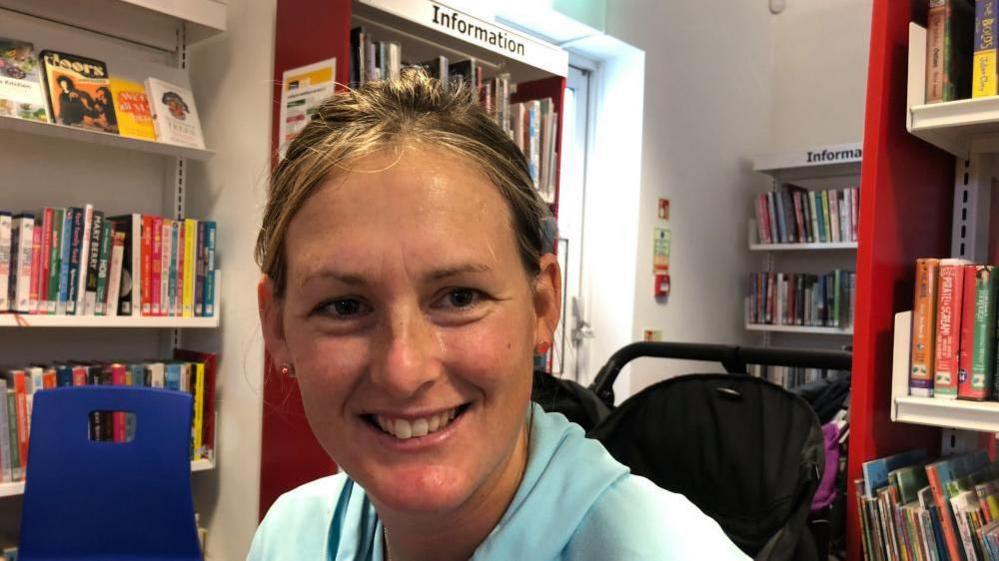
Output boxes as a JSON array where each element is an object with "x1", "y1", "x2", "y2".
[
  {"x1": 425, "y1": 263, "x2": 492, "y2": 281},
  {"x1": 300, "y1": 269, "x2": 367, "y2": 287}
]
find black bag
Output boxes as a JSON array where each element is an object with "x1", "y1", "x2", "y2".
[{"x1": 587, "y1": 374, "x2": 825, "y2": 561}]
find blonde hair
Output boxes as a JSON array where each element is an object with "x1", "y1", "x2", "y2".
[{"x1": 255, "y1": 68, "x2": 552, "y2": 296}]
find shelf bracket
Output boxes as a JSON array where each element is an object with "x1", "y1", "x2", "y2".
[{"x1": 951, "y1": 154, "x2": 997, "y2": 262}]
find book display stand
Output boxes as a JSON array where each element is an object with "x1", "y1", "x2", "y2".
[
  {"x1": 0, "y1": 0, "x2": 226, "y2": 549},
  {"x1": 847, "y1": 1, "x2": 999, "y2": 558},
  {"x1": 261, "y1": 0, "x2": 569, "y2": 520}
]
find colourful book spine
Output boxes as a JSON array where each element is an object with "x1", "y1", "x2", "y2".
[
  {"x1": 195, "y1": 221, "x2": 205, "y2": 316},
  {"x1": 94, "y1": 220, "x2": 112, "y2": 315},
  {"x1": 183, "y1": 218, "x2": 196, "y2": 317},
  {"x1": 935, "y1": 259, "x2": 971, "y2": 398},
  {"x1": 204, "y1": 221, "x2": 216, "y2": 317},
  {"x1": 160, "y1": 219, "x2": 170, "y2": 316},
  {"x1": 29, "y1": 216, "x2": 42, "y2": 314},
  {"x1": 192, "y1": 361, "x2": 204, "y2": 460},
  {"x1": 56, "y1": 207, "x2": 72, "y2": 314},
  {"x1": 911, "y1": 258, "x2": 940, "y2": 396},
  {"x1": 5, "y1": 372, "x2": 27, "y2": 472},
  {"x1": 958, "y1": 264, "x2": 978, "y2": 398},
  {"x1": 169, "y1": 220, "x2": 179, "y2": 316},
  {"x1": 815, "y1": 192, "x2": 827, "y2": 243},
  {"x1": 111, "y1": 364, "x2": 126, "y2": 443},
  {"x1": 65, "y1": 207, "x2": 83, "y2": 315},
  {"x1": 0, "y1": 380, "x2": 10, "y2": 483},
  {"x1": 968, "y1": 265, "x2": 999, "y2": 400},
  {"x1": 46, "y1": 208, "x2": 62, "y2": 314},
  {"x1": 975, "y1": 0, "x2": 999, "y2": 98},
  {"x1": 141, "y1": 215, "x2": 153, "y2": 316},
  {"x1": 83, "y1": 211, "x2": 103, "y2": 316},
  {"x1": 6, "y1": 391, "x2": 19, "y2": 481},
  {"x1": 829, "y1": 191, "x2": 841, "y2": 243},
  {"x1": 821, "y1": 191, "x2": 833, "y2": 244},
  {"x1": 150, "y1": 215, "x2": 162, "y2": 316},
  {"x1": 792, "y1": 191, "x2": 806, "y2": 244}
]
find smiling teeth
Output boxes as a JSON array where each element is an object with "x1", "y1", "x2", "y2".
[{"x1": 376, "y1": 408, "x2": 459, "y2": 440}]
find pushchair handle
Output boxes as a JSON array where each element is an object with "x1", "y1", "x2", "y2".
[{"x1": 588, "y1": 342, "x2": 853, "y2": 406}]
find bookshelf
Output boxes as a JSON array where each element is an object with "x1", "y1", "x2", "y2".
[
  {"x1": 262, "y1": 0, "x2": 569, "y2": 520},
  {"x1": 745, "y1": 323, "x2": 854, "y2": 336},
  {"x1": 844, "y1": 1, "x2": 966, "y2": 559},
  {"x1": 745, "y1": 146, "x2": 860, "y2": 366},
  {"x1": 0, "y1": 459, "x2": 216, "y2": 499},
  {"x1": 749, "y1": 241, "x2": 858, "y2": 251},
  {"x1": 0, "y1": 115, "x2": 215, "y2": 161},
  {"x1": 0, "y1": 0, "x2": 226, "y2": 555}
]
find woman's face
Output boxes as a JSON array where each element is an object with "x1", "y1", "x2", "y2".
[{"x1": 260, "y1": 146, "x2": 560, "y2": 516}]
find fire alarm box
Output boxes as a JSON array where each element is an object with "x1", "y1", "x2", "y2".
[{"x1": 654, "y1": 274, "x2": 670, "y2": 298}]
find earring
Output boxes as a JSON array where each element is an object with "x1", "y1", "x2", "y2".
[
  {"x1": 535, "y1": 341, "x2": 551, "y2": 355},
  {"x1": 279, "y1": 363, "x2": 296, "y2": 378}
]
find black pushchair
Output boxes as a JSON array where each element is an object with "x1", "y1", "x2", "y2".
[{"x1": 531, "y1": 342, "x2": 852, "y2": 561}]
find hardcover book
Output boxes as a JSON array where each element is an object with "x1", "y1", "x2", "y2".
[
  {"x1": 926, "y1": 0, "x2": 975, "y2": 103},
  {"x1": 935, "y1": 259, "x2": 972, "y2": 398},
  {"x1": 0, "y1": 39, "x2": 48, "y2": 122},
  {"x1": 39, "y1": 50, "x2": 118, "y2": 133},
  {"x1": 974, "y1": 0, "x2": 999, "y2": 97},
  {"x1": 145, "y1": 77, "x2": 204, "y2": 149}
]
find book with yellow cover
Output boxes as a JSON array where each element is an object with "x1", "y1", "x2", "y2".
[
  {"x1": 109, "y1": 77, "x2": 156, "y2": 140},
  {"x1": 182, "y1": 219, "x2": 196, "y2": 318},
  {"x1": 190, "y1": 361, "x2": 204, "y2": 460}
]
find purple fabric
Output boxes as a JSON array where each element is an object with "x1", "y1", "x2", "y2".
[{"x1": 811, "y1": 422, "x2": 841, "y2": 512}]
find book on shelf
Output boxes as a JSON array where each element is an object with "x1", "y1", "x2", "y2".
[
  {"x1": 0, "y1": 349, "x2": 218, "y2": 484},
  {"x1": 347, "y1": 26, "x2": 557, "y2": 204},
  {"x1": 855, "y1": 448, "x2": 999, "y2": 561},
  {"x1": 746, "y1": 270, "x2": 856, "y2": 329},
  {"x1": 0, "y1": 38, "x2": 49, "y2": 123},
  {"x1": 39, "y1": 50, "x2": 118, "y2": 134},
  {"x1": 753, "y1": 186, "x2": 859, "y2": 245},
  {"x1": 974, "y1": 0, "x2": 999, "y2": 98},
  {"x1": 146, "y1": 78, "x2": 205, "y2": 149},
  {"x1": 907, "y1": 258, "x2": 999, "y2": 402},
  {"x1": 1, "y1": 206, "x2": 218, "y2": 319},
  {"x1": 747, "y1": 364, "x2": 849, "y2": 391},
  {"x1": 110, "y1": 77, "x2": 156, "y2": 141},
  {"x1": 926, "y1": 0, "x2": 975, "y2": 104}
]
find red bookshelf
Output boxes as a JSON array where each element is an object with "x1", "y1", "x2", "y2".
[
  {"x1": 261, "y1": 0, "x2": 567, "y2": 520},
  {"x1": 846, "y1": 1, "x2": 955, "y2": 558}
]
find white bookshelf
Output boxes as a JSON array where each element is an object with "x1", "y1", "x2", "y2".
[
  {"x1": 749, "y1": 241, "x2": 858, "y2": 251},
  {"x1": 0, "y1": 315, "x2": 219, "y2": 328},
  {"x1": 890, "y1": 310, "x2": 999, "y2": 432},
  {"x1": 745, "y1": 323, "x2": 854, "y2": 336},
  {"x1": 0, "y1": 116, "x2": 214, "y2": 161},
  {"x1": 0, "y1": 458, "x2": 215, "y2": 498},
  {"x1": 906, "y1": 23, "x2": 999, "y2": 159}
]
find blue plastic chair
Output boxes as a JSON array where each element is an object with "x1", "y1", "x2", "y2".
[{"x1": 19, "y1": 386, "x2": 202, "y2": 561}]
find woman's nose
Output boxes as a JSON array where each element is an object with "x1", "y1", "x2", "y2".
[{"x1": 369, "y1": 305, "x2": 443, "y2": 398}]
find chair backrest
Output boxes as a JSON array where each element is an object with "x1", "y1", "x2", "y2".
[
  {"x1": 19, "y1": 386, "x2": 202, "y2": 561},
  {"x1": 588, "y1": 374, "x2": 825, "y2": 561}
]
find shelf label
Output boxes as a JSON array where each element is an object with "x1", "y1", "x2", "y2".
[
  {"x1": 754, "y1": 142, "x2": 863, "y2": 172},
  {"x1": 358, "y1": 0, "x2": 569, "y2": 76}
]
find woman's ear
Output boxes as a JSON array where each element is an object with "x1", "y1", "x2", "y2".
[
  {"x1": 258, "y1": 275, "x2": 292, "y2": 368},
  {"x1": 532, "y1": 254, "x2": 562, "y2": 346}
]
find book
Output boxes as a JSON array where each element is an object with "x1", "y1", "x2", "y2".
[
  {"x1": 926, "y1": 0, "x2": 976, "y2": 103},
  {"x1": 35, "y1": 208, "x2": 53, "y2": 314},
  {"x1": 109, "y1": 77, "x2": 155, "y2": 140},
  {"x1": 151, "y1": 215, "x2": 162, "y2": 316},
  {"x1": 830, "y1": 190, "x2": 841, "y2": 243},
  {"x1": 105, "y1": 230, "x2": 125, "y2": 317},
  {"x1": 0, "y1": 39, "x2": 48, "y2": 122},
  {"x1": 145, "y1": 77, "x2": 204, "y2": 149},
  {"x1": 5, "y1": 390, "x2": 19, "y2": 481},
  {"x1": 56, "y1": 207, "x2": 73, "y2": 314},
  {"x1": 961, "y1": 265, "x2": 998, "y2": 400},
  {"x1": 74, "y1": 204, "x2": 93, "y2": 315},
  {"x1": 0, "y1": 212, "x2": 9, "y2": 312},
  {"x1": 65, "y1": 207, "x2": 84, "y2": 314},
  {"x1": 9, "y1": 213, "x2": 32, "y2": 313},
  {"x1": 39, "y1": 50, "x2": 117, "y2": 132},
  {"x1": 912, "y1": 258, "x2": 941, "y2": 396},
  {"x1": 183, "y1": 219, "x2": 196, "y2": 317},
  {"x1": 864, "y1": 449, "x2": 929, "y2": 499},
  {"x1": 169, "y1": 219, "x2": 179, "y2": 316},
  {"x1": 28, "y1": 215, "x2": 41, "y2": 313},
  {"x1": 141, "y1": 215, "x2": 154, "y2": 316},
  {"x1": 974, "y1": 0, "x2": 999, "y2": 97},
  {"x1": 959, "y1": 264, "x2": 979, "y2": 400},
  {"x1": 106, "y1": 214, "x2": 141, "y2": 316},
  {"x1": 2, "y1": 370, "x2": 27, "y2": 474},
  {"x1": 936, "y1": 259, "x2": 973, "y2": 398},
  {"x1": 0, "y1": 379, "x2": 10, "y2": 483},
  {"x1": 203, "y1": 221, "x2": 216, "y2": 317},
  {"x1": 927, "y1": 451, "x2": 990, "y2": 561},
  {"x1": 83, "y1": 210, "x2": 103, "y2": 316},
  {"x1": 95, "y1": 220, "x2": 112, "y2": 315}
]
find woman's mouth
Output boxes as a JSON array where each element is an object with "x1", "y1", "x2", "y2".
[{"x1": 365, "y1": 404, "x2": 470, "y2": 440}]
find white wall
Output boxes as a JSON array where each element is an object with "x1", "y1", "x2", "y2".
[
  {"x1": 770, "y1": 0, "x2": 873, "y2": 152},
  {"x1": 604, "y1": 1, "x2": 775, "y2": 391},
  {"x1": 187, "y1": 1, "x2": 276, "y2": 559}
]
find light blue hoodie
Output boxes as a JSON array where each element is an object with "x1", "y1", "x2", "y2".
[{"x1": 247, "y1": 404, "x2": 749, "y2": 561}]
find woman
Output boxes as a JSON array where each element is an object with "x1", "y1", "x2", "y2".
[{"x1": 252, "y1": 69, "x2": 748, "y2": 561}]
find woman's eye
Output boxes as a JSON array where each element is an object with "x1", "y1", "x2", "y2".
[
  {"x1": 315, "y1": 298, "x2": 370, "y2": 318},
  {"x1": 439, "y1": 288, "x2": 481, "y2": 310}
]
